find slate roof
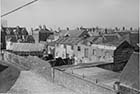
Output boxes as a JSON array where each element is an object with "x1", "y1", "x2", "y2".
[
  {"x1": 6, "y1": 35, "x2": 17, "y2": 42},
  {"x1": 58, "y1": 30, "x2": 68, "y2": 37},
  {"x1": 82, "y1": 34, "x2": 122, "y2": 47},
  {"x1": 5, "y1": 35, "x2": 35, "y2": 43},
  {"x1": 119, "y1": 52, "x2": 140, "y2": 91},
  {"x1": 59, "y1": 29, "x2": 87, "y2": 37},
  {"x1": 129, "y1": 32, "x2": 139, "y2": 48},
  {"x1": 117, "y1": 32, "x2": 139, "y2": 49},
  {"x1": 55, "y1": 37, "x2": 83, "y2": 45},
  {"x1": 117, "y1": 32, "x2": 130, "y2": 37},
  {"x1": 47, "y1": 35, "x2": 55, "y2": 40},
  {"x1": 7, "y1": 43, "x2": 44, "y2": 52},
  {"x1": 66, "y1": 30, "x2": 86, "y2": 37}
]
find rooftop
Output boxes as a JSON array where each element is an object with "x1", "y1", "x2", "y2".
[
  {"x1": 55, "y1": 37, "x2": 83, "y2": 45},
  {"x1": 119, "y1": 52, "x2": 140, "y2": 91}
]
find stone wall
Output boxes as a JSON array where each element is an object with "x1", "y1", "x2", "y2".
[
  {"x1": 54, "y1": 68, "x2": 116, "y2": 94},
  {"x1": 4, "y1": 52, "x2": 53, "y2": 81},
  {"x1": 120, "y1": 85, "x2": 139, "y2": 94}
]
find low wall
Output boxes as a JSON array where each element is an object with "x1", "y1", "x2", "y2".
[
  {"x1": 97, "y1": 62, "x2": 126, "y2": 72},
  {"x1": 0, "y1": 64, "x2": 20, "y2": 93},
  {"x1": 54, "y1": 68, "x2": 116, "y2": 94},
  {"x1": 120, "y1": 85, "x2": 139, "y2": 94},
  {"x1": 4, "y1": 52, "x2": 53, "y2": 81}
]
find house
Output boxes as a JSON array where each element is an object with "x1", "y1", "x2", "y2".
[
  {"x1": 119, "y1": 52, "x2": 139, "y2": 94},
  {"x1": 32, "y1": 26, "x2": 53, "y2": 43},
  {"x1": 54, "y1": 37, "x2": 83, "y2": 59},
  {"x1": 58, "y1": 29, "x2": 90, "y2": 38},
  {"x1": 116, "y1": 31, "x2": 139, "y2": 52},
  {"x1": 57, "y1": 29, "x2": 69, "y2": 37},
  {"x1": 46, "y1": 32, "x2": 59, "y2": 43},
  {"x1": 80, "y1": 27, "x2": 115, "y2": 36},
  {"x1": 47, "y1": 41, "x2": 56, "y2": 57},
  {"x1": 1, "y1": 26, "x2": 28, "y2": 49},
  {"x1": 74, "y1": 34, "x2": 134, "y2": 65},
  {"x1": 39, "y1": 29, "x2": 53, "y2": 43},
  {"x1": 46, "y1": 29, "x2": 91, "y2": 59},
  {"x1": 6, "y1": 43, "x2": 44, "y2": 57}
]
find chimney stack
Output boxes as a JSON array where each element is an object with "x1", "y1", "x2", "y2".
[
  {"x1": 31, "y1": 28, "x2": 33, "y2": 35},
  {"x1": 67, "y1": 27, "x2": 69, "y2": 31},
  {"x1": 43, "y1": 25, "x2": 47, "y2": 30},
  {"x1": 130, "y1": 27, "x2": 133, "y2": 31},
  {"x1": 122, "y1": 27, "x2": 125, "y2": 31}
]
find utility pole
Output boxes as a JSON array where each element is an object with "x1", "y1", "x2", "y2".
[{"x1": 1, "y1": 0, "x2": 39, "y2": 17}]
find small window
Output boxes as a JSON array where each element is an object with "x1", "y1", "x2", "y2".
[
  {"x1": 64, "y1": 44, "x2": 66, "y2": 48},
  {"x1": 56, "y1": 43, "x2": 59, "y2": 46},
  {"x1": 93, "y1": 49, "x2": 95, "y2": 55},
  {"x1": 71, "y1": 45, "x2": 74, "y2": 50},
  {"x1": 84, "y1": 48, "x2": 88, "y2": 58},
  {"x1": 77, "y1": 46, "x2": 81, "y2": 51}
]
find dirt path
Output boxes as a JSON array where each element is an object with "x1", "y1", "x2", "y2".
[{"x1": 8, "y1": 71, "x2": 77, "y2": 94}]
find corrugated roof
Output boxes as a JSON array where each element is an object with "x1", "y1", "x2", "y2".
[{"x1": 119, "y1": 52, "x2": 140, "y2": 91}]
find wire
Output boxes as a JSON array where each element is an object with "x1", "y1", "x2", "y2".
[{"x1": 1, "y1": 0, "x2": 39, "y2": 17}]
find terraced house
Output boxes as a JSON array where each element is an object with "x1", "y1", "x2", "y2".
[{"x1": 75, "y1": 34, "x2": 134, "y2": 66}]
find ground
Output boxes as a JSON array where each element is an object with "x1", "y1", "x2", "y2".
[{"x1": 8, "y1": 71, "x2": 77, "y2": 94}]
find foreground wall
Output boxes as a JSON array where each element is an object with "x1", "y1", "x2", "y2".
[
  {"x1": 54, "y1": 68, "x2": 116, "y2": 94},
  {"x1": 4, "y1": 52, "x2": 53, "y2": 81},
  {"x1": 119, "y1": 85, "x2": 139, "y2": 94},
  {"x1": 0, "y1": 62, "x2": 20, "y2": 93}
]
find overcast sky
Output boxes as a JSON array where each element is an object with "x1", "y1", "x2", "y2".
[{"x1": 1, "y1": 0, "x2": 139, "y2": 30}]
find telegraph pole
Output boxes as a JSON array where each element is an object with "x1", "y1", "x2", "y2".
[{"x1": 1, "y1": 0, "x2": 39, "y2": 17}]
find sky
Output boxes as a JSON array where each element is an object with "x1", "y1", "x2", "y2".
[{"x1": 1, "y1": 0, "x2": 139, "y2": 30}]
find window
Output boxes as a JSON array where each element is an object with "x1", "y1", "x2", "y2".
[
  {"x1": 56, "y1": 43, "x2": 59, "y2": 46},
  {"x1": 84, "y1": 48, "x2": 88, "y2": 58},
  {"x1": 71, "y1": 45, "x2": 74, "y2": 50},
  {"x1": 93, "y1": 49, "x2": 95, "y2": 55},
  {"x1": 64, "y1": 44, "x2": 66, "y2": 48},
  {"x1": 77, "y1": 46, "x2": 81, "y2": 51}
]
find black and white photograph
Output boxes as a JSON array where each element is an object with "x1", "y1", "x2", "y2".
[{"x1": 0, "y1": 0, "x2": 139, "y2": 94}]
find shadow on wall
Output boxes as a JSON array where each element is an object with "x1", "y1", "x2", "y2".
[
  {"x1": 0, "y1": 63, "x2": 20, "y2": 93},
  {"x1": 0, "y1": 64, "x2": 8, "y2": 72}
]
